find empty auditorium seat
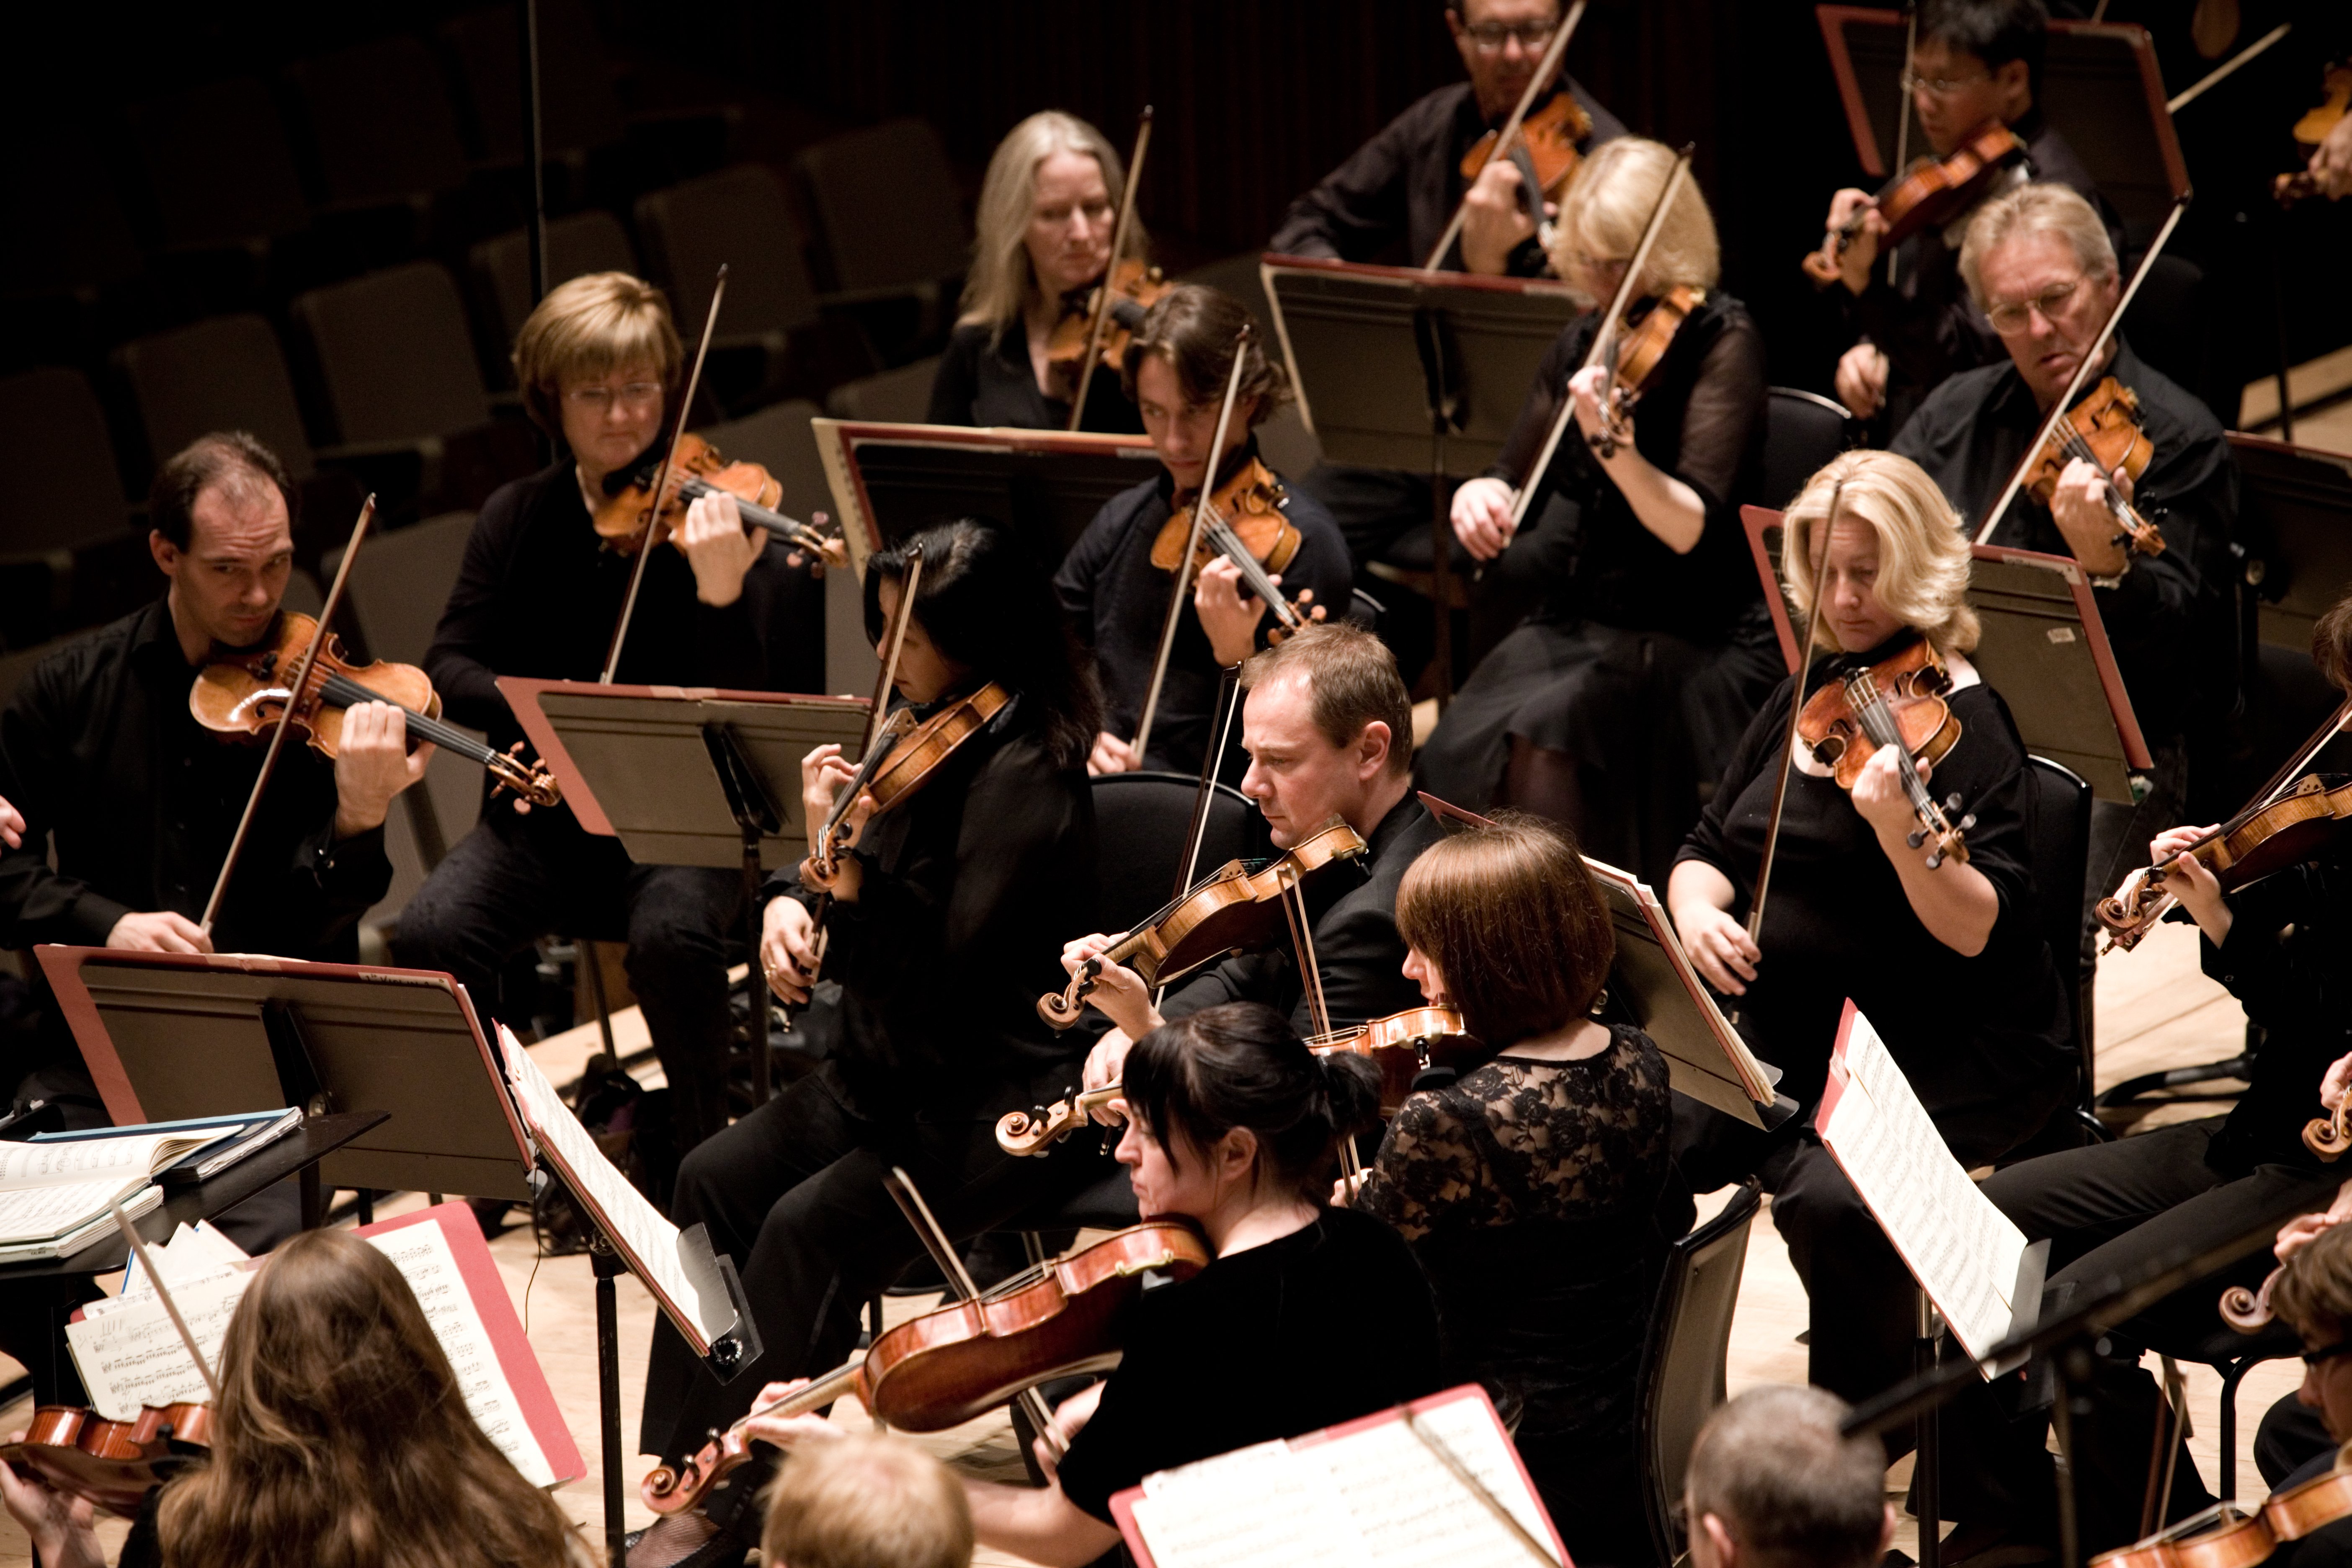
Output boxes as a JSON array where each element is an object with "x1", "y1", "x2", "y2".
[
  {"x1": 635, "y1": 164, "x2": 820, "y2": 349},
  {"x1": 291, "y1": 263, "x2": 493, "y2": 446},
  {"x1": 288, "y1": 37, "x2": 478, "y2": 213},
  {"x1": 441, "y1": 0, "x2": 626, "y2": 168},
  {"x1": 469, "y1": 209, "x2": 640, "y2": 364},
  {"x1": 793, "y1": 119, "x2": 968, "y2": 297},
  {"x1": 118, "y1": 315, "x2": 319, "y2": 482},
  {"x1": 0, "y1": 368, "x2": 135, "y2": 557},
  {"x1": 127, "y1": 80, "x2": 311, "y2": 260}
]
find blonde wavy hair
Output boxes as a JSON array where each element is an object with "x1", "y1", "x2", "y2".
[
  {"x1": 1547, "y1": 137, "x2": 1720, "y2": 307},
  {"x1": 1784, "y1": 450, "x2": 1980, "y2": 657},
  {"x1": 960, "y1": 111, "x2": 1143, "y2": 332},
  {"x1": 1958, "y1": 182, "x2": 2117, "y2": 315},
  {"x1": 511, "y1": 271, "x2": 681, "y2": 436}
]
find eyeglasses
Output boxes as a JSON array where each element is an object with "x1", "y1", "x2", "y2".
[
  {"x1": 1566, "y1": 252, "x2": 1629, "y2": 278},
  {"x1": 1899, "y1": 68, "x2": 1992, "y2": 98},
  {"x1": 2303, "y1": 1338, "x2": 2352, "y2": 1368},
  {"x1": 1985, "y1": 278, "x2": 2085, "y2": 335},
  {"x1": 1461, "y1": 20, "x2": 1556, "y2": 52},
  {"x1": 563, "y1": 381, "x2": 664, "y2": 414}
]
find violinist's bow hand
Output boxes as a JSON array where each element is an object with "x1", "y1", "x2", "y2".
[
  {"x1": 0, "y1": 792, "x2": 22, "y2": 849},
  {"x1": 760, "y1": 897, "x2": 823, "y2": 1005},
  {"x1": 1450, "y1": 477, "x2": 1518, "y2": 561}
]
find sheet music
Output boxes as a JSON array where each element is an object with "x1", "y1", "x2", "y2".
[
  {"x1": 67, "y1": 1267, "x2": 253, "y2": 1419},
  {"x1": 500, "y1": 1027, "x2": 715, "y2": 1346},
  {"x1": 0, "y1": 1177, "x2": 150, "y2": 1243},
  {"x1": 1127, "y1": 1396, "x2": 1556, "y2": 1568},
  {"x1": 0, "y1": 1131, "x2": 206, "y2": 1187},
  {"x1": 367, "y1": 1218, "x2": 556, "y2": 1488},
  {"x1": 1818, "y1": 1007, "x2": 2031, "y2": 1362}
]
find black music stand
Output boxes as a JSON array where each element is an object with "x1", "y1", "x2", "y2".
[
  {"x1": 1742, "y1": 507, "x2": 2153, "y2": 805},
  {"x1": 501, "y1": 677, "x2": 871, "y2": 1105},
  {"x1": 37, "y1": 946, "x2": 539, "y2": 1203},
  {"x1": 1818, "y1": 7, "x2": 2190, "y2": 234},
  {"x1": 811, "y1": 419, "x2": 1161, "y2": 570},
  {"x1": 2233, "y1": 433, "x2": 2352, "y2": 654},
  {"x1": 1261, "y1": 256, "x2": 1587, "y2": 695}
]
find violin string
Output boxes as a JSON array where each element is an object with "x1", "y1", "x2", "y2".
[{"x1": 313, "y1": 671, "x2": 496, "y2": 766}]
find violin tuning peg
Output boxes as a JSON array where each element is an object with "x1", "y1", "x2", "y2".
[
  {"x1": 1944, "y1": 792, "x2": 1963, "y2": 812},
  {"x1": 1906, "y1": 828, "x2": 1927, "y2": 849},
  {"x1": 1925, "y1": 849, "x2": 1945, "y2": 869},
  {"x1": 1958, "y1": 813, "x2": 1977, "y2": 833}
]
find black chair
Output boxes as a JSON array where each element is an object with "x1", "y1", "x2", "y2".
[
  {"x1": 2024, "y1": 755, "x2": 2104, "y2": 1143},
  {"x1": 2181, "y1": 1319, "x2": 2303, "y2": 1504},
  {"x1": 1638, "y1": 1178, "x2": 1762, "y2": 1563},
  {"x1": 1757, "y1": 387, "x2": 1854, "y2": 511},
  {"x1": 1090, "y1": 771, "x2": 1256, "y2": 934}
]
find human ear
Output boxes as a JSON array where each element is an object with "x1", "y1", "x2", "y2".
[
  {"x1": 1359, "y1": 722, "x2": 1393, "y2": 779},
  {"x1": 149, "y1": 531, "x2": 179, "y2": 576},
  {"x1": 1215, "y1": 1127, "x2": 1260, "y2": 1188}
]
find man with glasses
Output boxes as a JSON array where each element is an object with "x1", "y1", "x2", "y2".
[
  {"x1": 1893, "y1": 181, "x2": 2233, "y2": 903},
  {"x1": 1270, "y1": 0, "x2": 1625, "y2": 278},
  {"x1": 1816, "y1": 0, "x2": 2121, "y2": 434},
  {"x1": 391, "y1": 271, "x2": 825, "y2": 1162}
]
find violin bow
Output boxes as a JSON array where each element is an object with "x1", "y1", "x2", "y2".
[
  {"x1": 1271, "y1": 832, "x2": 1349, "y2": 1176},
  {"x1": 1171, "y1": 665, "x2": 1245, "y2": 902},
  {"x1": 200, "y1": 493, "x2": 376, "y2": 940},
  {"x1": 1741, "y1": 480, "x2": 1841, "y2": 974},
  {"x1": 1421, "y1": 0, "x2": 1588, "y2": 273},
  {"x1": 1506, "y1": 144, "x2": 1693, "y2": 534},
  {"x1": 1398, "y1": 1408, "x2": 1561, "y2": 1567},
  {"x1": 601, "y1": 264, "x2": 728, "y2": 684},
  {"x1": 1972, "y1": 197, "x2": 2188, "y2": 547},
  {"x1": 107, "y1": 1199, "x2": 222, "y2": 1403},
  {"x1": 1885, "y1": 3, "x2": 1917, "y2": 289},
  {"x1": 1132, "y1": 325, "x2": 1253, "y2": 761},
  {"x1": 1065, "y1": 106, "x2": 1154, "y2": 433},
  {"x1": 881, "y1": 1167, "x2": 1065, "y2": 1457}
]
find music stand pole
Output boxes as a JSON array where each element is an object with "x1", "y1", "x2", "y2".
[
  {"x1": 703, "y1": 722, "x2": 784, "y2": 1106},
  {"x1": 591, "y1": 1230, "x2": 627, "y2": 1568},
  {"x1": 1916, "y1": 1290, "x2": 1941, "y2": 1568}
]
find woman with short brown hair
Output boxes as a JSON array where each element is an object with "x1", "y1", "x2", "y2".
[{"x1": 1349, "y1": 810, "x2": 1676, "y2": 1567}]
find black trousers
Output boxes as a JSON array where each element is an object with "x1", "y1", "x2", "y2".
[
  {"x1": 638, "y1": 1060, "x2": 1100, "y2": 1526},
  {"x1": 389, "y1": 805, "x2": 742, "y2": 1151},
  {"x1": 1939, "y1": 1119, "x2": 2341, "y2": 1551},
  {"x1": 1676, "y1": 1058, "x2": 2070, "y2": 1451}
]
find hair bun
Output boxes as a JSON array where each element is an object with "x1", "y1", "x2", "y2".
[{"x1": 1315, "y1": 1051, "x2": 1385, "y2": 1143}]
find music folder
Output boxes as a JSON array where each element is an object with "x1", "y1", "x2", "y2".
[
  {"x1": 1741, "y1": 505, "x2": 2155, "y2": 804},
  {"x1": 1258, "y1": 255, "x2": 1585, "y2": 478},
  {"x1": 36, "y1": 946, "x2": 536, "y2": 1202},
  {"x1": 498, "y1": 677, "x2": 871, "y2": 872}
]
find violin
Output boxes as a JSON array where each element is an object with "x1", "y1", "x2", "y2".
[
  {"x1": 1803, "y1": 121, "x2": 2027, "y2": 286},
  {"x1": 1147, "y1": 456, "x2": 1323, "y2": 641},
  {"x1": 1045, "y1": 258, "x2": 1172, "y2": 405},
  {"x1": 2019, "y1": 377, "x2": 2167, "y2": 560},
  {"x1": 810, "y1": 683, "x2": 1011, "y2": 879},
  {"x1": 1306, "y1": 1006, "x2": 1480, "y2": 1117},
  {"x1": 1035, "y1": 817, "x2": 1370, "y2": 1030},
  {"x1": 1, "y1": 1401, "x2": 212, "y2": 1516},
  {"x1": 1589, "y1": 286, "x2": 1705, "y2": 459},
  {"x1": 190, "y1": 611, "x2": 561, "y2": 807},
  {"x1": 641, "y1": 1220, "x2": 1210, "y2": 1516},
  {"x1": 593, "y1": 432, "x2": 846, "y2": 565},
  {"x1": 2093, "y1": 1466, "x2": 2352, "y2": 1568},
  {"x1": 1459, "y1": 89, "x2": 1593, "y2": 234},
  {"x1": 2095, "y1": 772, "x2": 2352, "y2": 952},
  {"x1": 2275, "y1": 64, "x2": 2350, "y2": 206},
  {"x1": 1796, "y1": 638, "x2": 1975, "y2": 869}
]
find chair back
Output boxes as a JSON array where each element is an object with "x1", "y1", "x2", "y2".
[
  {"x1": 120, "y1": 315, "x2": 318, "y2": 481},
  {"x1": 288, "y1": 36, "x2": 471, "y2": 206},
  {"x1": 795, "y1": 119, "x2": 968, "y2": 294},
  {"x1": 292, "y1": 262, "x2": 492, "y2": 444},
  {"x1": 0, "y1": 369, "x2": 131, "y2": 557},
  {"x1": 824, "y1": 358, "x2": 943, "y2": 423},
  {"x1": 1758, "y1": 387, "x2": 1852, "y2": 511},
  {"x1": 1091, "y1": 771, "x2": 1254, "y2": 936},
  {"x1": 471, "y1": 211, "x2": 640, "y2": 364},
  {"x1": 1639, "y1": 1177, "x2": 1761, "y2": 1563},
  {"x1": 128, "y1": 79, "x2": 310, "y2": 255},
  {"x1": 636, "y1": 165, "x2": 821, "y2": 343}
]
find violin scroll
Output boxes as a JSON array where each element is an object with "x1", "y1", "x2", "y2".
[
  {"x1": 2306, "y1": 1103, "x2": 2352, "y2": 1162},
  {"x1": 996, "y1": 1083, "x2": 1124, "y2": 1156}
]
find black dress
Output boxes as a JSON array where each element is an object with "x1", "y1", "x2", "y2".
[
  {"x1": 926, "y1": 316, "x2": 1143, "y2": 433},
  {"x1": 1354, "y1": 1026, "x2": 1676, "y2": 1565},
  {"x1": 1414, "y1": 289, "x2": 1780, "y2": 882},
  {"x1": 1053, "y1": 1205, "x2": 1446, "y2": 1522}
]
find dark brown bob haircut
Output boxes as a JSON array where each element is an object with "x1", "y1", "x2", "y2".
[
  {"x1": 149, "y1": 431, "x2": 297, "y2": 550},
  {"x1": 1394, "y1": 811, "x2": 1614, "y2": 1049},
  {"x1": 1120, "y1": 283, "x2": 1289, "y2": 429},
  {"x1": 1239, "y1": 622, "x2": 1413, "y2": 779},
  {"x1": 511, "y1": 270, "x2": 683, "y2": 436}
]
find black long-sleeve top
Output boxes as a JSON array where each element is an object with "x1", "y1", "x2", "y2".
[
  {"x1": 925, "y1": 318, "x2": 1144, "y2": 433},
  {"x1": 1269, "y1": 76, "x2": 1627, "y2": 274},
  {"x1": 1843, "y1": 110, "x2": 2122, "y2": 433},
  {"x1": 1674, "y1": 637, "x2": 2072, "y2": 1114},
  {"x1": 423, "y1": 460, "x2": 824, "y2": 814},
  {"x1": 767, "y1": 691, "x2": 1096, "y2": 1114},
  {"x1": 1890, "y1": 338, "x2": 2237, "y2": 742},
  {"x1": 1053, "y1": 441, "x2": 1354, "y2": 776},
  {"x1": 2195, "y1": 839, "x2": 2352, "y2": 1176},
  {"x1": 0, "y1": 598, "x2": 390, "y2": 958},
  {"x1": 1162, "y1": 792, "x2": 1444, "y2": 1037},
  {"x1": 1489, "y1": 289, "x2": 1768, "y2": 642}
]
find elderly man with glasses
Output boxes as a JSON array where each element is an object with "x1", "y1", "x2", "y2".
[{"x1": 1816, "y1": 0, "x2": 2123, "y2": 434}]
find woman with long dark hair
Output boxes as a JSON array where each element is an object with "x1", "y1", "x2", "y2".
[
  {"x1": 0, "y1": 1228, "x2": 590, "y2": 1568},
  {"x1": 632, "y1": 518, "x2": 1103, "y2": 1568},
  {"x1": 740, "y1": 1002, "x2": 1446, "y2": 1568}
]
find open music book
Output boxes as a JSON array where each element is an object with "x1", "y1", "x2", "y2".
[
  {"x1": 1113, "y1": 1384, "x2": 1567, "y2": 1568},
  {"x1": 64, "y1": 1201, "x2": 582, "y2": 1489},
  {"x1": 0, "y1": 1119, "x2": 257, "y2": 1258},
  {"x1": 1816, "y1": 1002, "x2": 2047, "y2": 1367},
  {"x1": 498, "y1": 1024, "x2": 736, "y2": 1357}
]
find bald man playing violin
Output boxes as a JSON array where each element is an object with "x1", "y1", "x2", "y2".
[{"x1": 1064, "y1": 624, "x2": 1444, "y2": 1103}]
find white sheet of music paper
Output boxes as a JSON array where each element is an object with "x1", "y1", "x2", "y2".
[
  {"x1": 66, "y1": 1266, "x2": 252, "y2": 1418},
  {"x1": 367, "y1": 1217, "x2": 556, "y2": 1487},
  {"x1": 1124, "y1": 1389, "x2": 1560, "y2": 1568},
  {"x1": 500, "y1": 1025, "x2": 717, "y2": 1349},
  {"x1": 1817, "y1": 1004, "x2": 2034, "y2": 1364}
]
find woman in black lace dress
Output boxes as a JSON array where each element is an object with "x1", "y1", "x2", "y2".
[
  {"x1": 1349, "y1": 811, "x2": 1679, "y2": 1568},
  {"x1": 1415, "y1": 136, "x2": 1780, "y2": 884}
]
